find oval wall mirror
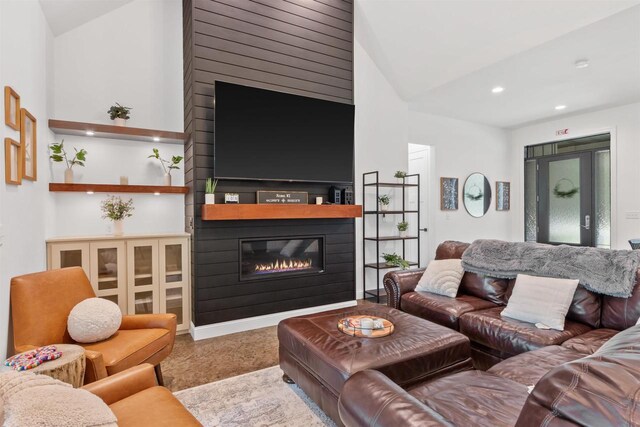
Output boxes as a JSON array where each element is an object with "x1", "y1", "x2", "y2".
[{"x1": 463, "y1": 173, "x2": 492, "y2": 218}]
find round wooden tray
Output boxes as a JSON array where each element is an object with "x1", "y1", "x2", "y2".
[{"x1": 337, "y1": 315, "x2": 394, "y2": 338}]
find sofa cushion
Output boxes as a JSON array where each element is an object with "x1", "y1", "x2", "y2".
[
  {"x1": 81, "y1": 328, "x2": 171, "y2": 375},
  {"x1": 409, "y1": 370, "x2": 529, "y2": 427},
  {"x1": 416, "y1": 259, "x2": 464, "y2": 298},
  {"x1": 561, "y1": 328, "x2": 618, "y2": 355},
  {"x1": 434, "y1": 241, "x2": 469, "y2": 260},
  {"x1": 110, "y1": 386, "x2": 201, "y2": 427},
  {"x1": 601, "y1": 270, "x2": 640, "y2": 330},
  {"x1": 501, "y1": 274, "x2": 579, "y2": 331},
  {"x1": 459, "y1": 273, "x2": 510, "y2": 305},
  {"x1": 459, "y1": 307, "x2": 592, "y2": 357},
  {"x1": 401, "y1": 292, "x2": 497, "y2": 330},
  {"x1": 566, "y1": 285, "x2": 602, "y2": 328},
  {"x1": 487, "y1": 345, "x2": 584, "y2": 386}
]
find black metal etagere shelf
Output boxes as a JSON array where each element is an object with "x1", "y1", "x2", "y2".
[{"x1": 362, "y1": 171, "x2": 421, "y2": 303}]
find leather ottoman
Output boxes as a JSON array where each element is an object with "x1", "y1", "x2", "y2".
[{"x1": 278, "y1": 305, "x2": 472, "y2": 425}]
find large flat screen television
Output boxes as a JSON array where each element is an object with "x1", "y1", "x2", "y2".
[{"x1": 214, "y1": 81, "x2": 354, "y2": 183}]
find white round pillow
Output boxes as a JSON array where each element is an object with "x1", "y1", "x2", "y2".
[{"x1": 68, "y1": 298, "x2": 122, "y2": 343}]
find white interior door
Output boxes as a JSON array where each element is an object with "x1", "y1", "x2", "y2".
[{"x1": 408, "y1": 145, "x2": 431, "y2": 266}]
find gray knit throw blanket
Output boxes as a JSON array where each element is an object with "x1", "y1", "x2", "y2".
[{"x1": 461, "y1": 239, "x2": 640, "y2": 297}]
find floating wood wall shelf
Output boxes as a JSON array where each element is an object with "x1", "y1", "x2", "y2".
[
  {"x1": 49, "y1": 183, "x2": 189, "y2": 194},
  {"x1": 202, "y1": 204, "x2": 363, "y2": 220},
  {"x1": 48, "y1": 119, "x2": 188, "y2": 144}
]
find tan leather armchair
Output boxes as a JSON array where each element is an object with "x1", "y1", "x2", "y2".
[
  {"x1": 11, "y1": 267, "x2": 177, "y2": 384},
  {"x1": 83, "y1": 364, "x2": 201, "y2": 426}
]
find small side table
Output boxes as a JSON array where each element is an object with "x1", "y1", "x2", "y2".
[{"x1": 8, "y1": 344, "x2": 86, "y2": 388}]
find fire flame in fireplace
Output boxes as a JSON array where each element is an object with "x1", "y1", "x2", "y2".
[{"x1": 254, "y1": 258, "x2": 313, "y2": 273}]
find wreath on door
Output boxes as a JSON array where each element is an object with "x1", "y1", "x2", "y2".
[
  {"x1": 465, "y1": 184, "x2": 483, "y2": 201},
  {"x1": 553, "y1": 178, "x2": 579, "y2": 199}
]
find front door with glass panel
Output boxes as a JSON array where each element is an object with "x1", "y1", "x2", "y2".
[
  {"x1": 524, "y1": 134, "x2": 610, "y2": 248},
  {"x1": 538, "y1": 153, "x2": 592, "y2": 246}
]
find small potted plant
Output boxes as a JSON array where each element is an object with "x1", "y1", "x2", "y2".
[
  {"x1": 148, "y1": 148, "x2": 183, "y2": 186},
  {"x1": 101, "y1": 195, "x2": 134, "y2": 236},
  {"x1": 397, "y1": 221, "x2": 409, "y2": 238},
  {"x1": 205, "y1": 178, "x2": 218, "y2": 204},
  {"x1": 108, "y1": 102, "x2": 132, "y2": 126},
  {"x1": 394, "y1": 171, "x2": 407, "y2": 183},
  {"x1": 377, "y1": 194, "x2": 390, "y2": 212},
  {"x1": 382, "y1": 252, "x2": 410, "y2": 270},
  {"x1": 49, "y1": 139, "x2": 87, "y2": 183}
]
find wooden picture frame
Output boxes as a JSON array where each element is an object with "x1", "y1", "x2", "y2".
[
  {"x1": 440, "y1": 177, "x2": 459, "y2": 210},
  {"x1": 4, "y1": 86, "x2": 20, "y2": 130},
  {"x1": 5, "y1": 138, "x2": 22, "y2": 185},
  {"x1": 20, "y1": 108, "x2": 37, "y2": 181},
  {"x1": 496, "y1": 181, "x2": 510, "y2": 211}
]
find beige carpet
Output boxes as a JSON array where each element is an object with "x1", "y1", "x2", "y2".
[{"x1": 174, "y1": 366, "x2": 336, "y2": 427}]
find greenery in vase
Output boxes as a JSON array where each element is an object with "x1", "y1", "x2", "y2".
[
  {"x1": 205, "y1": 178, "x2": 218, "y2": 194},
  {"x1": 148, "y1": 148, "x2": 184, "y2": 176},
  {"x1": 101, "y1": 196, "x2": 134, "y2": 221},
  {"x1": 382, "y1": 253, "x2": 410, "y2": 269},
  {"x1": 377, "y1": 195, "x2": 390, "y2": 206},
  {"x1": 394, "y1": 171, "x2": 407, "y2": 178},
  {"x1": 49, "y1": 139, "x2": 87, "y2": 169},
  {"x1": 107, "y1": 102, "x2": 132, "y2": 120},
  {"x1": 397, "y1": 221, "x2": 409, "y2": 232}
]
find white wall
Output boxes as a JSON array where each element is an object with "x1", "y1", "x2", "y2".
[
  {"x1": 0, "y1": 0, "x2": 56, "y2": 360},
  {"x1": 509, "y1": 102, "x2": 640, "y2": 249},
  {"x1": 353, "y1": 34, "x2": 409, "y2": 298},
  {"x1": 50, "y1": 0, "x2": 184, "y2": 237},
  {"x1": 408, "y1": 111, "x2": 514, "y2": 258}
]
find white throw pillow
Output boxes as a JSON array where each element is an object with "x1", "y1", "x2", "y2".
[
  {"x1": 415, "y1": 259, "x2": 464, "y2": 298},
  {"x1": 501, "y1": 274, "x2": 579, "y2": 331},
  {"x1": 68, "y1": 298, "x2": 122, "y2": 343},
  {"x1": 0, "y1": 371, "x2": 117, "y2": 427}
]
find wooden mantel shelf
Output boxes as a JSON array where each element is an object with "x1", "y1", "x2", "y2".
[
  {"x1": 50, "y1": 183, "x2": 189, "y2": 194},
  {"x1": 202, "y1": 204, "x2": 363, "y2": 220},
  {"x1": 49, "y1": 119, "x2": 188, "y2": 144}
]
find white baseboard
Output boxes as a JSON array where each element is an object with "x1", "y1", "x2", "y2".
[{"x1": 189, "y1": 300, "x2": 358, "y2": 341}]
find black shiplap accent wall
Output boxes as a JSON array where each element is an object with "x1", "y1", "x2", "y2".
[{"x1": 183, "y1": 0, "x2": 354, "y2": 326}]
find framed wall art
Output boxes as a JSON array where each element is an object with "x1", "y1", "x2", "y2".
[
  {"x1": 20, "y1": 108, "x2": 37, "y2": 181},
  {"x1": 5, "y1": 138, "x2": 22, "y2": 185},
  {"x1": 4, "y1": 86, "x2": 20, "y2": 130},
  {"x1": 496, "y1": 181, "x2": 510, "y2": 211},
  {"x1": 440, "y1": 177, "x2": 459, "y2": 210}
]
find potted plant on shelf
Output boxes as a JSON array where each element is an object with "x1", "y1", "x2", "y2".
[
  {"x1": 377, "y1": 194, "x2": 390, "y2": 212},
  {"x1": 148, "y1": 148, "x2": 183, "y2": 186},
  {"x1": 49, "y1": 139, "x2": 87, "y2": 183},
  {"x1": 394, "y1": 170, "x2": 407, "y2": 183},
  {"x1": 205, "y1": 178, "x2": 218, "y2": 204},
  {"x1": 108, "y1": 102, "x2": 132, "y2": 126},
  {"x1": 382, "y1": 252, "x2": 410, "y2": 270},
  {"x1": 101, "y1": 195, "x2": 134, "y2": 236},
  {"x1": 397, "y1": 221, "x2": 409, "y2": 238}
]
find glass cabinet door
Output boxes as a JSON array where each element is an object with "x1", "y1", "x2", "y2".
[
  {"x1": 159, "y1": 238, "x2": 189, "y2": 330},
  {"x1": 89, "y1": 241, "x2": 126, "y2": 313},
  {"x1": 49, "y1": 242, "x2": 90, "y2": 277},
  {"x1": 127, "y1": 240, "x2": 159, "y2": 315}
]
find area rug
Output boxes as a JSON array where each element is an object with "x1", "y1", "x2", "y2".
[{"x1": 174, "y1": 366, "x2": 336, "y2": 427}]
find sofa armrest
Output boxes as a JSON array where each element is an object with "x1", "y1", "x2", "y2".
[
  {"x1": 383, "y1": 268, "x2": 425, "y2": 309},
  {"x1": 84, "y1": 349, "x2": 108, "y2": 384},
  {"x1": 338, "y1": 370, "x2": 453, "y2": 427},
  {"x1": 120, "y1": 313, "x2": 177, "y2": 332},
  {"x1": 83, "y1": 364, "x2": 158, "y2": 405}
]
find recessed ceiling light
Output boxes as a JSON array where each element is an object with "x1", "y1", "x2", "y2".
[
  {"x1": 575, "y1": 59, "x2": 589, "y2": 69},
  {"x1": 153, "y1": 192, "x2": 160, "y2": 196},
  {"x1": 491, "y1": 86, "x2": 504, "y2": 94},
  {"x1": 86, "y1": 191, "x2": 94, "y2": 195},
  {"x1": 153, "y1": 137, "x2": 160, "y2": 142},
  {"x1": 555, "y1": 105, "x2": 567, "y2": 111},
  {"x1": 86, "y1": 131, "x2": 95, "y2": 136}
]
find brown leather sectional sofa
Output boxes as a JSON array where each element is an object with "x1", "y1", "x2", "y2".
[
  {"x1": 336, "y1": 240, "x2": 640, "y2": 426},
  {"x1": 383, "y1": 240, "x2": 639, "y2": 370}
]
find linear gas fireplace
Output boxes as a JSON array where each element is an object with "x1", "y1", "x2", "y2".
[{"x1": 240, "y1": 236, "x2": 325, "y2": 281}]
